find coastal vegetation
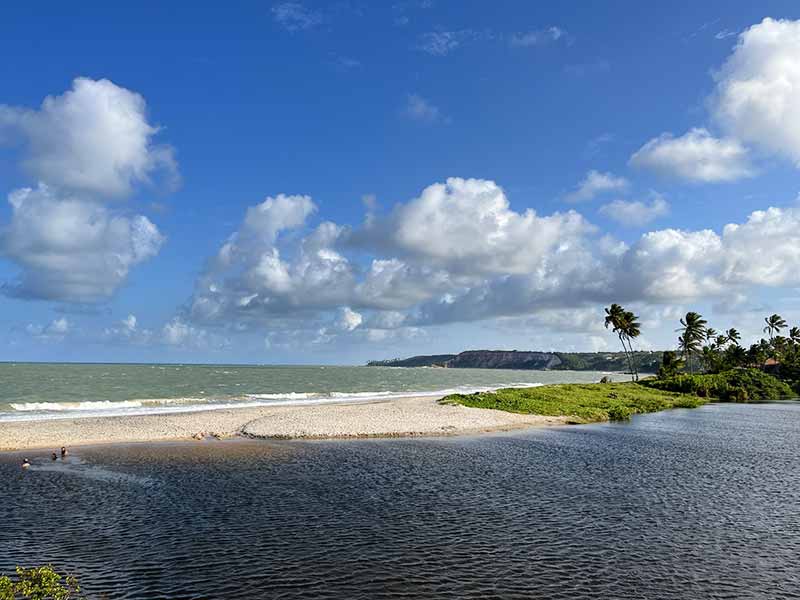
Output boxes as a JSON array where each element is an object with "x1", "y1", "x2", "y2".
[
  {"x1": 444, "y1": 368, "x2": 791, "y2": 422},
  {"x1": 646, "y1": 369, "x2": 793, "y2": 402},
  {"x1": 443, "y1": 382, "x2": 707, "y2": 423},
  {"x1": 445, "y1": 306, "x2": 799, "y2": 423},
  {"x1": 0, "y1": 565, "x2": 80, "y2": 600}
]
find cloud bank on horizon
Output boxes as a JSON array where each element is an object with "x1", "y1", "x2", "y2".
[{"x1": 2, "y1": 11, "x2": 800, "y2": 361}]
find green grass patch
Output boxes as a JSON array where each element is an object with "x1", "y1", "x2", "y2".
[
  {"x1": 442, "y1": 382, "x2": 707, "y2": 423},
  {"x1": 443, "y1": 368, "x2": 795, "y2": 424}
]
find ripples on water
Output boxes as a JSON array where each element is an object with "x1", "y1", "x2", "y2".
[{"x1": 3, "y1": 403, "x2": 800, "y2": 599}]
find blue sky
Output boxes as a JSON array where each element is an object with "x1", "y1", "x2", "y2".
[{"x1": 2, "y1": 1, "x2": 800, "y2": 364}]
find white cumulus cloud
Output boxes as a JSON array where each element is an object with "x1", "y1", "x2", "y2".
[
  {"x1": 0, "y1": 77, "x2": 177, "y2": 197},
  {"x1": 630, "y1": 127, "x2": 754, "y2": 182},
  {"x1": 162, "y1": 317, "x2": 208, "y2": 347},
  {"x1": 386, "y1": 178, "x2": 592, "y2": 275},
  {"x1": 191, "y1": 194, "x2": 355, "y2": 325},
  {"x1": 712, "y1": 18, "x2": 800, "y2": 166},
  {"x1": 0, "y1": 78, "x2": 175, "y2": 303},
  {"x1": 616, "y1": 206, "x2": 800, "y2": 301},
  {"x1": 180, "y1": 176, "x2": 800, "y2": 342},
  {"x1": 564, "y1": 170, "x2": 629, "y2": 202},
  {"x1": 0, "y1": 185, "x2": 165, "y2": 302},
  {"x1": 27, "y1": 317, "x2": 70, "y2": 340},
  {"x1": 600, "y1": 194, "x2": 669, "y2": 227},
  {"x1": 104, "y1": 313, "x2": 157, "y2": 345}
]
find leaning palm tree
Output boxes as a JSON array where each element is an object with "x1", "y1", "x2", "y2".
[
  {"x1": 725, "y1": 328, "x2": 741, "y2": 346},
  {"x1": 605, "y1": 304, "x2": 635, "y2": 381},
  {"x1": 763, "y1": 314, "x2": 787, "y2": 340},
  {"x1": 789, "y1": 326, "x2": 800, "y2": 345},
  {"x1": 677, "y1": 311, "x2": 707, "y2": 373},
  {"x1": 705, "y1": 327, "x2": 718, "y2": 343},
  {"x1": 621, "y1": 309, "x2": 641, "y2": 381}
]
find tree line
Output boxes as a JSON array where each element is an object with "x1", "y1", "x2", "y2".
[{"x1": 604, "y1": 304, "x2": 800, "y2": 385}]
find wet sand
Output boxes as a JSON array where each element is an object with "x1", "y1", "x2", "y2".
[{"x1": 0, "y1": 396, "x2": 566, "y2": 451}]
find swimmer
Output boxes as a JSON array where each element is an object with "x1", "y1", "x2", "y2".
[
  {"x1": 22, "y1": 458, "x2": 30, "y2": 469},
  {"x1": 60, "y1": 446, "x2": 67, "y2": 458},
  {"x1": 51, "y1": 452, "x2": 57, "y2": 461}
]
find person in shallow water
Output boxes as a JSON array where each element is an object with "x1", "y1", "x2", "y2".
[
  {"x1": 60, "y1": 446, "x2": 67, "y2": 458},
  {"x1": 21, "y1": 458, "x2": 30, "y2": 469},
  {"x1": 51, "y1": 452, "x2": 57, "y2": 460}
]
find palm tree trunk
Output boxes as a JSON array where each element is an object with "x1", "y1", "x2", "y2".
[
  {"x1": 619, "y1": 334, "x2": 635, "y2": 382},
  {"x1": 625, "y1": 337, "x2": 639, "y2": 381}
]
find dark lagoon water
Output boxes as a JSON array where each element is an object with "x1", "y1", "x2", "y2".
[{"x1": 3, "y1": 402, "x2": 800, "y2": 599}]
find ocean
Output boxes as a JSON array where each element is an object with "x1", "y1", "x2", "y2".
[
  {"x1": 0, "y1": 363, "x2": 612, "y2": 422},
  {"x1": 3, "y1": 402, "x2": 799, "y2": 599}
]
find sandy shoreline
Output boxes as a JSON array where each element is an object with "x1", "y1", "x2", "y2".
[{"x1": 0, "y1": 396, "x2": 566, "y2": 452}]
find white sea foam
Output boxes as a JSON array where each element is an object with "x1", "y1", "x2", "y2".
[
  {"x1": 10, "y1": 400, "x2": 146, "y2": 412},
  {"x1": 245, "y1": 392, "x2": 320, "y2": 400},
  {"x1": 10, "y1": 397, "x2": 209, "y2": 412}
]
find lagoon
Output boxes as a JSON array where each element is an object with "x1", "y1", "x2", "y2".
[{"x1": 3, "y1": 402, "x2": 799, "y2": 599}]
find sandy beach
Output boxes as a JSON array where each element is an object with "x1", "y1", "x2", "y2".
[{"x1": 0, "y1": 396, "x2": 566, "y2": 451}]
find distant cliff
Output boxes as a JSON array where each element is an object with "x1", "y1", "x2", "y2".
[{"x1": 368, "y1": 350, "x2": 662, "y2": 372}]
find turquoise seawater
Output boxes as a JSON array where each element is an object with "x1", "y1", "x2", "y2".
[{"x1": 0, "y1": 363, "x2": 612, "y2": 422}]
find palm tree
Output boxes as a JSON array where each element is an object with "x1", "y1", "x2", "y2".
[
  {"x1": 700, "y1": 346, "x2": 722, "y2": 373},
  {"x1": 725, "y1": 328, "x2": 741, "y2": 346},
  {"x1": 725, "y1": 343, "x2": 747, "y2": 368},
  {"x1": 605, "y1": 304, "x2": 637, "y2": 381},
  {"x1": 622, "y1": 309, "x2": 641, "y2": 381},
  {"x1": 772, "y1": 335, "x2": 788, "y2": 360},
  {"x1": 678, "y1": 335, "x2": 702, "y2": 372},
  {"x1": 705, "y1": 328, "x2": 718, "y2": 343},
  {"x1": 763, "y1": 314, "x2": 787, "y2": 340},
  {"x1": 658, "y1": 350, "x2": 683, "y2": 378},
  {"x1": 677, "y1": 311, "x2": 707, "y2": 373},
  {"x1": 789, "y1": 326, "x2": 800, "y2": 345}
]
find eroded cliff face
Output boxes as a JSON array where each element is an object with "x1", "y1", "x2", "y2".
[{"x1": 444, "y1": 351, "x2": 561, "y2": 369}]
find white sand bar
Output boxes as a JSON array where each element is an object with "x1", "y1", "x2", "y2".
[{"x1": 0, "y1": 396, "x2": 566, "y2": 451}]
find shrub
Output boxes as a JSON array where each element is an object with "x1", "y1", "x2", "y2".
[
  {"x1": 645, "y1": 368, "x2": 793, "y2": 402},
  {"x1": 0, "y1": 566, "x2": 80, "y2": 600},
  {"x1": 606, "y1": 404, "x2": 633, "y2": 421}
]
